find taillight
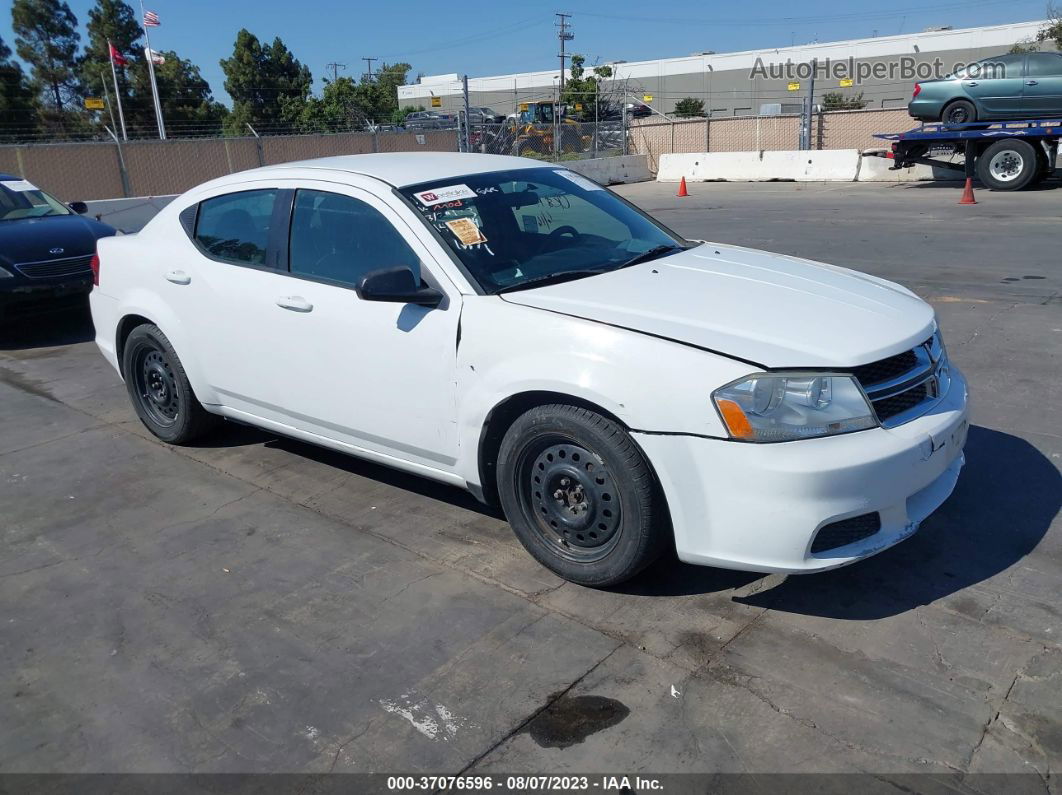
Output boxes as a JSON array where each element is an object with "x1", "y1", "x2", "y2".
[
  {"x1": 912, "y1": 83, "x2": 922, "y2": 99},
  {"x1": 90, "y1": 252, "x2": 100, "y2": 286}
]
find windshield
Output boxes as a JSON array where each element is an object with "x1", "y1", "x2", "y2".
[
  {"x1": 0, "y1": 180, "x2": 72, "y2": 221},
  {"x1": 399, "y1": 167, "x2": 687, "y2": 293}
]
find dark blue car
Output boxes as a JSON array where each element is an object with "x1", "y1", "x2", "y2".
[{"x1": 0, "y1": 174, "x2": 116, "y2": 323}]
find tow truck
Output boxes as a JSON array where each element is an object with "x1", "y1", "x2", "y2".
[{"x1": 868, "y1": 118, "x2": 1060, "y2": 191}]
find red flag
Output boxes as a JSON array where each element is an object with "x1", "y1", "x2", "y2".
[{"x1": 109, "y1": 42, "x2": 128, "y2": 67}]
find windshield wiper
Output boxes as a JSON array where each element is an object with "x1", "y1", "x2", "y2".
[
  {"x1": 493, "y1": 268, "x2": 613, "y2": 294},
  {"x1": 615, "y1": 244, "x2": 684, "y2": 269}
]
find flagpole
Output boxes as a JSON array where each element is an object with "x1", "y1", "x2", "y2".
[
  {"x1": 138, "y1": 0, "x2": 166, "y2": 140},
  {"x1": 100, "y1": 66, "x2": 119, "y2": 137},
  {"x1": 107, "y1": 41, "x2": 128, "y2": 141}
]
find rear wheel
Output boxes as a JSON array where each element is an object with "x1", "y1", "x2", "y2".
[
  {"x1": 122, "y1": 324, "x2": 219, "y2": 444},
  {"x1": 941, "y1": 99, "x2": 977, "y2": 128},
  {"x1": 976, "y1": 139, "x2": 1039, "y2": 191},
  {"x1": 497, "y1": 404, "x2": 666, "y2": 587}
]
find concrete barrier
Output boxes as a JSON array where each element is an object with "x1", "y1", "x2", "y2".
[
  {"x1": 566, "y1": 154, "x2": 652, "y2": 185},
  {"x1": 658, "y1": 150, "x2": 862, "y2": 182},
  {"x1": 856, "y1": 153, "x2": 962, "y2": 182},
  {"x1": 85, "y1": 195, "x2": 177, "y2": 233}
]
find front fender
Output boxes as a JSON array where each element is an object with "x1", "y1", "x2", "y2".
[{"x1": 454, "y1": 297, "x2": 753, "y2": 486}]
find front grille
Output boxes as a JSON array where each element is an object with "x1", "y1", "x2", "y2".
[
  {"x1": 811, "y1": 513, "x2": 882, "y2": 554},
  {"x1": 873, "y1": 383, "x2": 929, "y2": 421},
  {"x1": 851, "y1": 348, "x2": 919, "y2": 388},
  {"x1": 848, "y1": 335, "x2": 944, "y2": 427},
  {"x1": 14, "y1": 254, "x2": 94, "y2": 279}
]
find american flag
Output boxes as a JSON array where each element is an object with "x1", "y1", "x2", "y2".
[{"x1": 143, "y1": 10, "x2": 160, "y2": 26}]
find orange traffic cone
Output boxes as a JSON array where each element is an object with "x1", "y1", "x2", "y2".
[
  {"x1": 958, "y1": 177, "x2": 977, "y2": 205},
  {"x1": 677, "y1": 176, "x2": 689, "y2": 197}
]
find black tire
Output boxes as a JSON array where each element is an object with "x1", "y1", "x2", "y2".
[
  {"x1": 976, "y1": 139, "x2": 1039, "y2": 191},
  {"x1": 122, "y1": 323, "x2": 219, "y2": 444},
  {"x1": 941, "y1": 99, "x2": 977, "y2": 128},
  {"x1": 497, "y1": 404, "x2": 666, "y2": 587}
]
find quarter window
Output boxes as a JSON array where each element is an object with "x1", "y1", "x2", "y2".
[
  {"x1": 194, "y1": 189, "x2": 277, "y2": 265},
  {"x1": 1026, "y1": 53, "x2": 1062, "y2": 77},
  {"x1": 289, "y1": 190, "x2": 420, "y2": 287}
]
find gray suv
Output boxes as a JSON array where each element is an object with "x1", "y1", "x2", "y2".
[{"x1": 402, "y1": 111, "x2": 457, "y2": 130}]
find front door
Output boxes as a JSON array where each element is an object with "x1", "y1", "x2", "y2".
[
  {"x1": 961, "y1": 54, "x2": 1026, "y2": 116},
  {"x1": 1023, "y1": 52, "x2": 1062, "y2": 115}
]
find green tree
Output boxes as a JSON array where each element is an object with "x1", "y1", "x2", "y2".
[
  {"x1": 220, "y1": 29, "x2": 312, "y2": 134},
  {"x1": 291, "y1": 62, "x2": 412, "y2": 132},
  {"x1": 1036, "y1": 4, "x2": 1062, "y2": 50},
  {"x1": 11, "y1": 0, "x2": 81, "y2": 111},
  {"x1": 821, "y1": 91, "x2": 868, "y2": 111},
  {"x1": 79, "y1": 0, "x2": 144, "y2": 124},
  {"x1": 674, "y1": 97, "x2": 705, "y2": 118},
  {"x1": 134, "y1": 51, "x2": 227, "y2": 135},
  {"x1": 559, "y1": 55, "x2": 614, "y2": 120},
  {"x1": 0, "y1": 35, "x2": 38, "y2": 140}
]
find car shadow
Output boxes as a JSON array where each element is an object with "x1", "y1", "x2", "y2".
[
  {"x1": 197, "y1": 419, "x2": 504, "y2": 519},
  {"x1": 672, "y1": 425, "x2": 1057, "y2": 618},
  {"x1": 909, "y1": 177, "x2": 1062, "y2": 192},
  {"x1": 0, "y1": 302, "x2": 95, "y2": 350}
]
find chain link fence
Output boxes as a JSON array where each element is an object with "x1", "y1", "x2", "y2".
[{"x1": 463, "y1": 120, "x2": 625, "y2": 161}]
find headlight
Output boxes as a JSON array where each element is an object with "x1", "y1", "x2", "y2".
[
  {"x1": 713, "y1": 373, "x2": 877, "y2": 443},
  {"x1": 0, "y1": 265, "x2": 13, "y2": 278}
]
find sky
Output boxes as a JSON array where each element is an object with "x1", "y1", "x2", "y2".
[{"x1": 0, "y1": 0, "x2": 1050, "y2": 105}]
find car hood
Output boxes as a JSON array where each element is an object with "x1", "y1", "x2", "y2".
[
  {"x1": 0, "y1": 214, "x2": 115, "y2": 266},
  {"x1": 500, "y1": 243, "x2": 936, "y2": 368}
]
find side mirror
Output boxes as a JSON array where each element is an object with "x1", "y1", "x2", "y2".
[
  {"x1": 69, "y1": 201, "x2": 88, "y2": 215},
  {"x1": 356, "y1": 266, "x2": 443, "y2": 307}
]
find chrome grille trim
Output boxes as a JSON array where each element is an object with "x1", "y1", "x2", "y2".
[
  {"x1": 13, "y1": 254, "x2": 94, "y2": 279},
  {"x1": 852, "y1": 334, "x2": 950, "y2": 428}
]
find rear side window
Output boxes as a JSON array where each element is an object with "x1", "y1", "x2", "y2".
[
  {"x1": 194, "y1": 189, "x2": 277, "y2": 265},
  {"x1": 289, "y1": 189, "x2": 420, "y2": 288},
  {"x1": 1026, "y1": 53, "x2": 1062, "y2": 77},
  {"x1": 963, "y1": 54, "x2": 1024, "y2": 79}
]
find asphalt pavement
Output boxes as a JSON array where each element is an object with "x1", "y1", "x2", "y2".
[{"x1": 2, "y1": 180, "x2": 1059, "y2": 781}]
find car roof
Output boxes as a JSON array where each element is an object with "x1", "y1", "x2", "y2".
[{"x1": 246, "y1": 152, "x2": 546, "y2": 189}]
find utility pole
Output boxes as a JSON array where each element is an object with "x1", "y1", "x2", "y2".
[
  {"x1": 362, "y1": 57, "x2": 377, "y2": 82},
  {"x1": 326, "y1": 62, "x2": 346, "y2": 82},
  {"x1": 556, "y1": 13, "x2": 573, "y2": 90}
]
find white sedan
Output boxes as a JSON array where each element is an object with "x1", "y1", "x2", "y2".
[{"x1": 89, "y1": 153, "x2": 968, "y2": 586}]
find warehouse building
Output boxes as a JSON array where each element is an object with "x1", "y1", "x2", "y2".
[{"x1": 397, "y1": 19, "x2": 1049, "y2": 117}]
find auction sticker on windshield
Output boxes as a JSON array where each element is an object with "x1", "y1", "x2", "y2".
[
  {"x1": 2, "y1": 179, "x2": 39, "y2": 192},
  {"x1": 413, "y1": 184, "x2": 477, "y2": 206},
  {"x1": 445, "y1": 218, "x2": 487, "y2": 245},
  {"x1": 554, "y1": 170, "x2": 603, "y2": 191}
]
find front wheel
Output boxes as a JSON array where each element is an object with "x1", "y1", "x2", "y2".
[
  {"x1": 497, "y1": 404, "x2": 666, "y2": 587},
  {"x1": 976, "y1": 139, "x2": 1039, "y2": 191},
  {"x1": 122, "y1": 323, "x2": 219, "y2": 444}
]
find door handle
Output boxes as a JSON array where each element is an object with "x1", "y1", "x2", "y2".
[
  {"x1": 276, "y1": 296, "x2": 313, "y2": 313},
  {"x1": 165, "y1": 270, "x2": 191, "y2": 285},
  {"x1": 963, "y1": 80, "x2": 978, "y2": 87},
  {"x1": 1026, "y1": 80, "x2": 1039, "y2": 86}
]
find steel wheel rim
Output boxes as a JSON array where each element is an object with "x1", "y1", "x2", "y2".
[
  {"x1": 946, "y1": 105, "x2": 971, "y2": 124},
  {"x1": 989, "y1": 150, "x2": 1024, "y2": 182},
  {"x1": 132, "y1": 343, "x2": 180, "y2": 427},
  {"x1": 517, "y1": 436, "x2": 622, "y2": 563}
]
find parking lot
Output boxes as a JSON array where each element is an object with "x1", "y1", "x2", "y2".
[{"x1": 2, "y1": 180, "x2": 1060, "y2": 779}]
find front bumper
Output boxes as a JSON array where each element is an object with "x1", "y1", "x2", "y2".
[
  {"x1": 0, "y1": 277, "x2": 93, "y2": 316},
  {"x1": 634, "y1": 368, "x2": 968, "y2": 573}
]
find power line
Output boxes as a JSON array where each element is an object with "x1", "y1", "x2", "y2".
[
  {"x1": 361, "y1": 57, "x2": 377, "y2": 82},
  {"x1": 325, "y1": 62, "x2": 347, "y2": 82}
]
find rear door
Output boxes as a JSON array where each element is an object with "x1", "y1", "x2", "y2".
[
  {"x1": 960, "y1": 54, "x2": 1026, "y2": 115},
  {"x1": 1022, "y1": 52, "x2": 1062, "y2": 115}
]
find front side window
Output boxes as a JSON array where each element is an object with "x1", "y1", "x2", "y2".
[
  {"x1": 399, "y1": 167, "x2": 686, "y2": 294},
  {"x1": 194, "y1": 189, "x2": 277, "y2": 265},
  {"x1": 289, "y1": 189, "x2": 420, "y2": 287},
  {"x1": 1026, "y1": 53, "x2": 1062, "y2": 77},
  {"x1": 0, "y1": 180, "x2": 72, "y2": 221}
]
